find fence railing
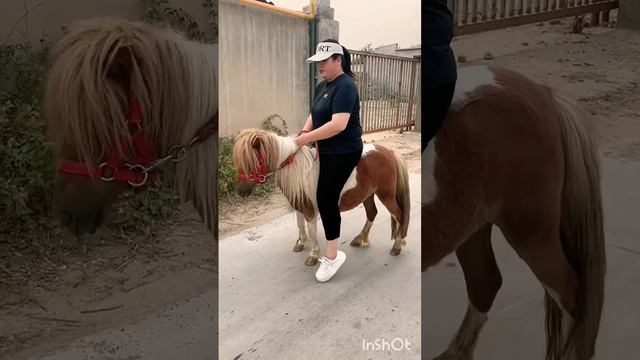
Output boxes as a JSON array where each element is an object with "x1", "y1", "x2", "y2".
[
  {"x1": 449, "y1": 0, "x2": 619, "y2": 35},
  {"x1": 349, "y1": 50, "x2": 421, "y2": 133}
]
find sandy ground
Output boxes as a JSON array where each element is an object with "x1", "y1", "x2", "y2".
[
  {"x1": 2, "y1": 15, "x2": 639, "y2": 360},
  {"x1": 0, "y1": 206, "x2": 217, "y2": 360},
  {"x1": 454, "y1": 19, "x2": 640, "y2": 161}
]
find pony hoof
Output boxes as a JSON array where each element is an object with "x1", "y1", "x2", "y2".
[
  {"x1": 293, "y1": 242, "x2": 305, "y2": 252},
  {"x1": 350, "y1": 235, "x2": 370, "y2": 248},
  {"x1": 304, "y1": 256, "x2": 318, "y2": 266},
  {"x1": 389, "y1": 247, "x2": 402, "y2": 256}
]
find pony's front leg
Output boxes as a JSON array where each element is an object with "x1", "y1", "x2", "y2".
[
  {"x1": 293, "y1": 211, "x2": 308, "y2": 253},
  {"x1": 304, "y1": 217, "x2": 320, "y2": 266}
]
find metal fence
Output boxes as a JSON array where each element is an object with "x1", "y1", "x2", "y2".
[
  {"x1": 349, "y1": 50, "x2": 421, "y2": 133},
  {"x1": 449, "y1": 0, "x2": 619, "y2": 35}
]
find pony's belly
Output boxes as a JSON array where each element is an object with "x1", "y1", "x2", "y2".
[{"x1": 338, "y1": 191, "x2": 365, "y2": 212}]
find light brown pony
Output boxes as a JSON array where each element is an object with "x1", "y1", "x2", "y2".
[
  {"x1": 232, "y1": 129, "x2": 411, "y2": 265},
  {"x1": 423, "y1": 65, "x2": 605, "y2": 360},
  {"x1": 44, "y1": 18, "x2": 219, "y2": 237}
]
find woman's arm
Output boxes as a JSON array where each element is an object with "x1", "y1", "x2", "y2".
[
  {"x1": 296, "y1": 113, "x2": 349, "y2": 146},
  {"x1": 301, "y1": 113, "x2": 313, "y2": 132}
]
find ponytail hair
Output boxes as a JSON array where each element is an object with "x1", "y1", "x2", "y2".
[{"x1": 323, "y1": 38, "x2": 355, "y2": 79}]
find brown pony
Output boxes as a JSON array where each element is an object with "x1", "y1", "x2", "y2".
[
  {"x1": 423, "y1": 65, "x2": 605, "y2": 360},
  {"x1": 232, "y1": 129, "x2": 411, "y2": 266},
  {"x1": 44, "y1": 18, "x2": 219, "y2": 237}
]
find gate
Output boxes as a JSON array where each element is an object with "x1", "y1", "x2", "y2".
[
  {"x1": 349, "y1": 50, "x2": 421, "y2": 133},
  {"x1": 449, "y1": 0, "x2": 620, "y2": 35}
]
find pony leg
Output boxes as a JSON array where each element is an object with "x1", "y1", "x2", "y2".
[
  {"x1": 350, "y1": 195, "x2": 377, "y2": 247},
  {"x1": 422, "y1": 202, "x2": 478, "y2": 271},
  {"x1": 501, "y1": 222, "x2": 578, "y2": 360},
  {"x1": 304, "y1": 217, "x2": 320, "y2": 266},
  {"x1": 434, "y1": 224, "x2": 501, "y2": 360},
  {"x1": 293, "y1": 211, "x2": 308, "y2": 253},
  {"x1": 380, "y1": 196, "x2": 405, "y2": 256}
]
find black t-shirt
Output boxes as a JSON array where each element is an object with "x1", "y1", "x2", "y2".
[
  {"x1": 311, "y1": 73, "x2": 363, "y2": 155},
  {"x1": 423, "y1": 0, "x2": 457, "y2": 87}
]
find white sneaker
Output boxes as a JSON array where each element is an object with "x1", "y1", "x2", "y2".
[{"x1": 315, "y1": 250, "x2": 346, "y2": 282}]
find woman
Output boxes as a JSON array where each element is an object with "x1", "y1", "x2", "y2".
[
  {"x1": 423, "y1": 0, "x2": 457, "y2": 151},
  {"x1": 294, "y1": 39, "x2": 362, "y2": 283}
]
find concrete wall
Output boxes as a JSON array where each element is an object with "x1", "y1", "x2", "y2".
[
  {"x1": 396, "y1": 48, "x2": 421, "y2": 58},
  {"x1": 219, "y1": 0, "x2": 311, "y2": 137},
  {"x1": 620, "y1": 0, "x2": 640, "y2": 30},
  {"x1": 374, "y1": 43, "x2": 399, "y2": 55},
  {"x1": 1, "y1": 0, "x2": 212, "y2": 46},
  {"x1": 374, "y1": 43, "x2": 421, "y2": 58}
]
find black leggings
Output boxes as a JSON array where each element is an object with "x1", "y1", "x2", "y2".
[
  {"x1": 422, "y1": 81, "x2": 456, "y2": 152},
  {"x1": 317, "y1": 148, "x2": 363, "y2": 241}
]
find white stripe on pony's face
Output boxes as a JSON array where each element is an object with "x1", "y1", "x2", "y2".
[
  {"x1": 422, "y1": 138, "x2": 438, "y2": 206},
  {"x1": 450, "y1": 65, "x2": 498, "y2": 111}
]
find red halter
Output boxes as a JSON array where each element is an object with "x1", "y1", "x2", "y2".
[
  {"x1": 57, "y1": 97, "x2": 217, "y2": 187},
  {"x1": 237, "y1": 152, "x2": 296, "y2": 184},
  {"x1": 236, "y1": 130, "x2": 317, "y2": 184}
]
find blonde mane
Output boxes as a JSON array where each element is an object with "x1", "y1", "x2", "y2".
[
  {"x1": 44, "y1": 17, "x2": 218, "y2": 234},
  {"x1": 232, "y1": 129, "x2": 319, "y2": 210}
]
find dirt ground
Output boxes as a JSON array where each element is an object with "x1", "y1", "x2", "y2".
[
  {"x1": 0, "y1": 205, "x2": 216, "y2": 359},
  {"x1": 2, "y1": 14, "x2": 640, "y2": 359},
  {"x1": 452, "y1": 13, "x2": 640, "y2": 162}
]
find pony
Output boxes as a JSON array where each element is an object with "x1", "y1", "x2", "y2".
[
  {"x1": 232, "y1": 129, "x2": 411, "y2": 266},
  {"x1": 44, "y1": 17, "x2": 219, "y2": 238},
  {"x1": 423, "y1": 65, "x2": 605, "y2": 360}
]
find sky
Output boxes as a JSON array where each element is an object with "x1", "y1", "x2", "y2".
[{"x1": 275, "y1": 0, "x2": 421, "y2": 50}]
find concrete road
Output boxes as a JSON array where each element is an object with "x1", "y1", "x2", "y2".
[
  {"x1": 219, "y1": 171, "x2": 422, "y2": 360},
  {"x1": 423, "y1": 157, "x2": 640, "y2": 360}
]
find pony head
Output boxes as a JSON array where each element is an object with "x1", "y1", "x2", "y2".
[
  {"x1": 231, "y1": 129, "x2": 279, "y2": 197},
  {"x1": 44, "y1": 18, "x2": 194, "y2": 236}
]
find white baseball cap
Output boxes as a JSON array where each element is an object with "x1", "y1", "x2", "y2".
[{"x1": 306, "y1": 42, "x2": 344, "y2": 63}]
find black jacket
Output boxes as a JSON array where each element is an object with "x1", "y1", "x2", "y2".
[{"x1": 423, "y1": 0, "x2": 457, "y2": 88}]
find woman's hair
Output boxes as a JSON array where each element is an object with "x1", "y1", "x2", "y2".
[{"x1": 323, "y1": 39, "x2": 355, "y2": 79}]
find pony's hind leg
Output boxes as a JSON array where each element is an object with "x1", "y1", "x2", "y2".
[
  {"x1": 293, "y1": 211, "x2": 308, "y2": 252},
  {"x1": 434, "y1": 224, "x2": 501, "y2": 360},
  {"x1": 500, "y1": 219, "x2": 578, "y2": 359},
  {"x1": 304, "y1": 217, "x2": 320, "y2": 266},
  {"x1": 381, "y1": 196, "x2": 407, "y2": 256},
  {"x1": 351, "y1": 195, "x2": 377, "y2": 248},
  {"x1": 379, "y1": 195, "x2": 405, "y2": 256}
]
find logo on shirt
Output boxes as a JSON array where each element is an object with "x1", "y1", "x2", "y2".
[{"x1": 323, "y1": 93, "x2": 329, "y2": 99}]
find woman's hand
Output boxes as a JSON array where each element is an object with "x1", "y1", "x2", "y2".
[{"x1": 294, "y1": 132, "x2": 310, "y2": 147}]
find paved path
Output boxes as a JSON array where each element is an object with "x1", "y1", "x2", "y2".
[{"x1": 423, "y1": 157, "x2": 640, "y2": 360}]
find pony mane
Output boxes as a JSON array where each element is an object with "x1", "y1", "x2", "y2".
[
  {"x1": 233, "y1": 129, "x2": 318, "y2": 209},
  {"x1": 45, "y1": 17, "x2": 219, "y2": 234}
]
